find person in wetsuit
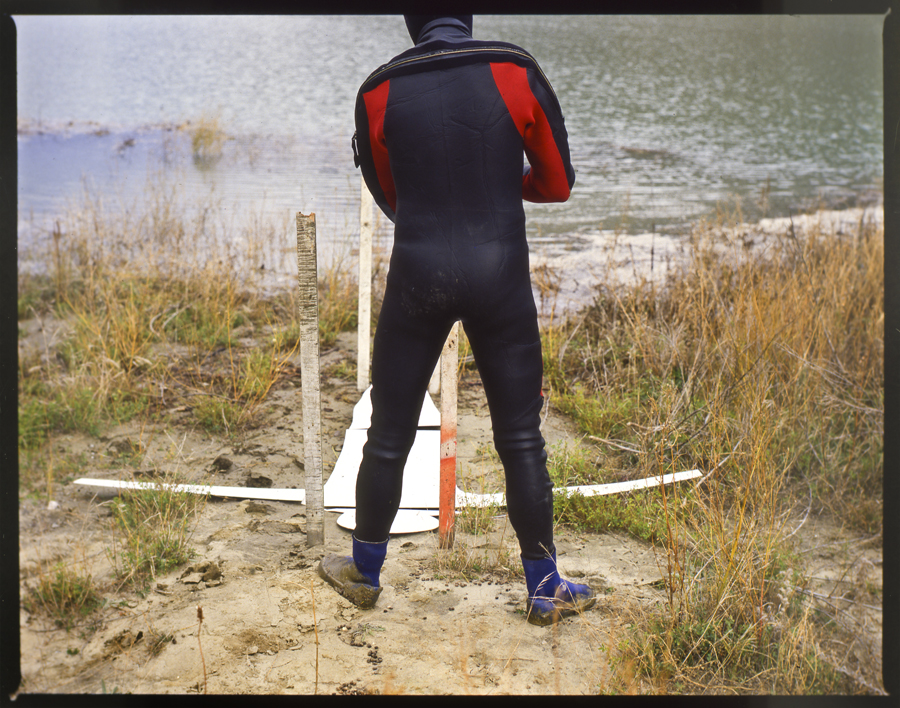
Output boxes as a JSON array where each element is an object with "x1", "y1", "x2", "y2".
[{"x1": 318, "y1": 15, "x2": 595, "y2": 626}]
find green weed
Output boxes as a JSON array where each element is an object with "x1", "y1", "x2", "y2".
[
  {"x1": 324, "y1": 358, "x2": 357, "y2": 382},
  {"x1": 547, "y1": 443, "x2": 675, "y2": 542},
  {"x1": 23, "y1": 560, "x2": 104, "y2": 631},
  {"x1": 454, "y1": 499, "x2": 504, "y2": 537},
  {"x1": 18, "y1": 375, "x2": 150, "y2": 451},
  {"x1": 106, "y1": 477, "x2": 206, "y2": 591},
  {"x1": 191, "y1": 395, "x2": 243, "y2": 434}
]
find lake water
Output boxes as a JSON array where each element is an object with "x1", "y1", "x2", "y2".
[{"x1": 15, "y1": 15, "x2": 885, "y2": 293}]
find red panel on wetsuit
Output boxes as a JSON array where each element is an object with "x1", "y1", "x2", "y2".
[
  {"x1": 363, "y1": 80, "x2": 397, "y2": 213},
  {"x1": 489, "y1": 62, "x2": 570, "y2": 203}
]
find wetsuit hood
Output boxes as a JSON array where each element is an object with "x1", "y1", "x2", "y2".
[{"x1": 404, "y1": 15, "x2": 473, "y2": 44}]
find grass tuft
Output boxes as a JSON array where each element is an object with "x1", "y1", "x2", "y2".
[
  {"x1": 541, "y1": 209, "x2": 882, "y2": 693},
  {"x1": 106, "y1": 476, "x2": 207, "y2": 592},
  {"x1": 23, "y1": 558, "x2": 104, "y2": 631}
]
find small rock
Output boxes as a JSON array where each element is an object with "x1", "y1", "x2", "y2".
[
  {"x1": 248, "y1": 645, "x2": 259, "y2": 655},
  {"x1": 181, "y1": 573, "x2": 203, "y2": 585},
  {"x1": 211, "y1": 455, "x2": 233, "y2": 472},
  {"x1": 201, "y1": 563, "x2": 222, "y2": 582},
  {"x1": 109, "y1": 438, "x2": 143, "y2": 456},
  {"x1": 245, "y1": 473, "x2": 273, "y2": 488},
  {"x1": 245, "y1": 501, "x2": 272, "y2": 515}
]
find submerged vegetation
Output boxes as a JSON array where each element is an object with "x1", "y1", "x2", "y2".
[
  {"x1": 187, "y1": 113, "x2": 228, "y2": 166},
  {"x1": 17, "y1": 148, "x2": 882, "y2": 693}
]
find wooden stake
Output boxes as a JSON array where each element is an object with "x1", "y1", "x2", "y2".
[
  {"x1": 297, "y1": 212, "x2": 324, "y2": 547},
  {"x1": 438, "y1": 321, "x2": 459, "y2": 549},
  {"x1": 358, "y1": 180, "x2": 373, "y2": 391}
]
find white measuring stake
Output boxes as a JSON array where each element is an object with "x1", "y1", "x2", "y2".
[
  {"x1": 297, "y1": 212, "x2": 325, "y2": 547},
  {"x1": 358, "y1": 179, "x2": 373, "y2": 392}
]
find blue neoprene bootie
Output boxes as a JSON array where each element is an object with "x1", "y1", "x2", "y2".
[
  {"x1": 521, "y1": 552, "x2": 596, "y2": 626},
  {"x1": 317, "y1": 536, "x2": 388, "y2": 609},
  {"x1": 352, "y1": 536, "x2": 387, "y2": 586}
]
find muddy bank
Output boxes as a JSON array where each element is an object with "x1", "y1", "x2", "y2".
[{"x1": 17, "y1": 321, "x2": 883, "y2": 695}]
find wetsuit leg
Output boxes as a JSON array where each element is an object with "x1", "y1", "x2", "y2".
[
  {"x1": 353, "y1": 239, "x2": 554, "y2": 559},
  {"x1": 461, "y1": 281, "x2": 556, "y2": 561},
  {"x1": 353, "y1": 279, "x2": 455, "y2": 543}
]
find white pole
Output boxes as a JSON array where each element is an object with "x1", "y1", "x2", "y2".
[
  {"x1": 358, "y1": 180, "x2": 373, "y2": 392},
  {"x1": 296, "y1": 212, "x2": 325, "y2": 547}
]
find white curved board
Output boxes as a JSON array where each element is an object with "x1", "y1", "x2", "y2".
[
  {"x1": 350, "y1": 386, "x2": 440, "y2": 429},
  {"x1": 335, "y1": 509, "x2": 439, "y2": 535},
  {"x1": 325, "y1": 428, "x2": 440, "y2": 509}
]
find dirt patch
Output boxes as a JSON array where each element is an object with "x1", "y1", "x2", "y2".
[{"x1": 16, "y1": 330, "x2": 883, "y2": 695}]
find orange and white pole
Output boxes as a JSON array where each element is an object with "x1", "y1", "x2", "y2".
[{"x1": 438, "y1": 321, "x2": 459, "y2": 548}]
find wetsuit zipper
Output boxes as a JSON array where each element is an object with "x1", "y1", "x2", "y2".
[{"x1": 360, "y1": 45, "x2": 557, "y2": 101}]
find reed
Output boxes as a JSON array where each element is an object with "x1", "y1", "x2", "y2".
[
  {"x1": 16, "y1": 149, "x2": 882, "y2": 692},
  {"x1": 187, "y1": 113, "x2": 227, "y2": 166},
  {"x1": 17, "y1": 166, "x2": 361, "y2": 456},
  {"x1": 541, "y1": 209, "x2": 883, "y2": 693}
]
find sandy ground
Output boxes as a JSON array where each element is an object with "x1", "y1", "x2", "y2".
[{"x1": 17, "y1": 326, "x2": 884, "y2": 695}]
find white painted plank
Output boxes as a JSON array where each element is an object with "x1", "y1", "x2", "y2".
[
  {"x1": 454, "y1": 469, "x2": 703, "y2": 508},
  {"x1": 73, "y1": 477, "x2": 307, "y2": 503},
  {"x1": 73, "y1": 466, "x2": 702, "y2": 511},
  {"x1": 349, "y1": 386, "x2": 440, "y2": 430},
  {"x1": 336, "y1": 509, "x2": 439, "y2": 535},
  {"x1": 324, "y1": 428, "x2": 440, "y2": 509}
]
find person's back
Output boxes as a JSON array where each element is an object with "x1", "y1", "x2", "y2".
[
  {"x1": 320, "y1": 16, "x2": 596, "y2": 628},
  {"x1": 387, "y1": 59, "x2": 528, "y2": 250},
  {"x1": 354, "y1": 16, "x2": 574, "y2": 320},
  {"x1": 379, "y1": 55, "x2": 531, "y2": 320}
]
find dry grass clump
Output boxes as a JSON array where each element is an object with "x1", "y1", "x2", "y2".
[
  {"x1": 541, "y1": 208, "x2": 883, "y2": 694},
  {"x1": 186, "y1": 113, "x2": 228, "y2": 166},
  {"x1": 22, "y1": 552, "x2": 104, "y2": 632},
  {"x1": 432, "y1": 504, "x2": 522, "y2": 583},
  {"x1": 17, "y1": 168, "x2": 361, "y2": 496},
  {"x1": 433, "y1": 465, "x2": 520, "y2": 582}
]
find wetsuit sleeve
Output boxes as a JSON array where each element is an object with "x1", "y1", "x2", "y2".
[
  {"x1": 354, "y1": 79, "x2": 397, "y2": 222},
  {"x1": 489, "y1": 62, "x2": 575, "y2": 203}
]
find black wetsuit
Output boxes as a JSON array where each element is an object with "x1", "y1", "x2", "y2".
[{"x1": 352, "y1": 18, "x2": 575, "y2": 559}]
